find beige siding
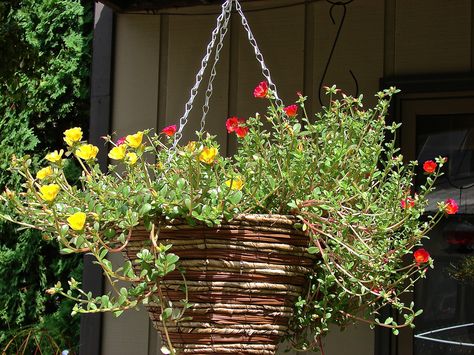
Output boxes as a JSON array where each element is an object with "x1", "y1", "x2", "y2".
[
  {"x1": 394, "y1": 0, "x2": 471, "y2": 75},
  {"x1": 101, "y1": 0, "x2": 474, "y2": 354}
]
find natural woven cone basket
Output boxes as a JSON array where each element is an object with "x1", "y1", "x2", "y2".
[{"x1": 124, "y1": 214, "x2": 316, "y2": 354}]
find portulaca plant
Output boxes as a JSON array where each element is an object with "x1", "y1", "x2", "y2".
[{"x1": 1, "y1": 84, "x2": 458, "y2": 353}]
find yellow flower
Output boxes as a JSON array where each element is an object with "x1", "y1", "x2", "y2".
[
  {"x1": 75, "y1": 144, "x2": 99, "y2": 160},
  {"x1": 39, "y1": 184, "x2": 60, "y2": 202},
  {"x1": 36, "y1": 166, "x2": 53, "y2": 180},
  {"x1": 126, "y1": 131, "x2": 144, "y2": 148},
  {"x1": 67, "y1": 211, "x2": 86, "y2": 231},
  {"x1": 186, "y1": 141, "x2": 197, "y2": 152},
  {"x1": 199, "y1": 147, "x2": 218, "y2": 164},
  {"x1": 45, "y1": 150, "x2": 64, "y2": 163},
  {"x1": 125, "y1": 152, "x2": 138, "y2": 165},
  {"x1": 108, "y1": 145, "x2": 127, "y2": 160},
  {"x1": 63, "y1": 127, "x2": 83, "y2": 146},
  {"x1": 225, "y1": 177, "x2": 244, "y2": 190}
]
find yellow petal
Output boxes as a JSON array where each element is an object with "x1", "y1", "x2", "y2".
[
  {"x1": 199, "y1": 147, "x2": 218, "y2": 164},
  {"x1": 225, "y1": 177, "x2": 244, "y2": 190},
  {"x1": 126, "y1": 131, "x2": 144, "y2": 148},
  {"x1": 45, "y1": 150, "x2": 64, "y2": 163},
  {"x1": 67, "y1": 212, "x2": 86, "y2": 231},
  {"x1": 36, "y1": 166, "x2": 53, "y2": 180},
  {"x1": 75, "y1": 144, "x2": 99, "y2": 160},
  {"x1": 63, "y1": 127, "x2": 83, "y2": 146},
  {"x1": 108, "y1": 145, "x2": 127, "y2": 160},
  {"x1": 125, "y1": 152, "x2": 138, "y2": 165},
  {"x1": 39, "y1": 184, "x2": 60, "y2": 202}
]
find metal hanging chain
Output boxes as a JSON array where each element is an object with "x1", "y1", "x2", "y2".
[
  {"x1": 199, "y1": 1, "x2": 233, "y2": 131},
  {"x1": 234, "y1": 0, "x2": 284, "y2": 108},
  {"x1": 172, "y1": 0, "x2": 233, "y2": 150},
  {"x1": 172, "y1": 0, "x2": 283, "y2": 148}
]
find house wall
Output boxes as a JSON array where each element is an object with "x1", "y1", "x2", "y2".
[{"x1": 100, "y1": 0, "x2": 474, "y2": 354}]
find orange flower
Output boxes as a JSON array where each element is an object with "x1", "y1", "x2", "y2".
[
  {"x1": 444, "y1": 199, "x2": 458, "y2": 215},
  {"x1": 413, "y1": 248, "x2": 430, "y2": 264}
]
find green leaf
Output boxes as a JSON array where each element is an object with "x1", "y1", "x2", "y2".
[
  {"x1": 228, "y1": 190, "x2": 242, "y2": 205},
  {"x1": 161, "y1": 307, "x2": 173, "y2": 321},
  {"x1": 139, "y1": 203, "x2": 152, "y2": 215}
]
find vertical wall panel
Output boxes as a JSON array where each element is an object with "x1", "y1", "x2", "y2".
[
  {"x1": 394, "y1": 0, "x2": 471, "y2": 74},
  {"x1": 111, "y1": 15, "x2": 160, "y2": 135},
  {"x1": 102, "y1": 14, "x2": 161, "y2": 355}
]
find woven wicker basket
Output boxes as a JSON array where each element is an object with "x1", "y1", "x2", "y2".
[{"x1": 124, "y1": 214, "x2": 315, "y2": 355}]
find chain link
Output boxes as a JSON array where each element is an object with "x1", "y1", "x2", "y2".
[
  {"x1": 234, "y1": 0, "x2": 284, "y2": 108},
  {"x1": 199, "y1": 2, "x2": 233, "y2": 131},
  {"x1": 171, "y1": 0, "x2": 233, "y2": 150},
  {"x1": 171, "y1": 0, "x2": 283, "y2": 151}
]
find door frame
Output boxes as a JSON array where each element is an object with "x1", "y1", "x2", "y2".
[{"x1": 376, "y1": 74, "x2": 474, "y2": 355}]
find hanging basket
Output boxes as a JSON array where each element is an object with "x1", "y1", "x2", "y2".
[{"x1": 124, "y1": 214, "x2": 316, "y2": 354}]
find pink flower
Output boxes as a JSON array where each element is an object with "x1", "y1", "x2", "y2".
[
  {"x1": 414, "y1": 248, "x2": 430, "y2": 264},
  {"x1": 423, "y1": 160, "x2": 437, "y2": 173},
  {"x1": 116, "y1": 136, "x2": 126, "y2": 146},
  {"x1": 444, "y1": 199, "x2": 459, "y2": 215},
  {"x1": 253, "y1": 81, "x2": 269, "y2": 99},
  {"x1": 162, "y1": 125, "x2": 177, "y2": 137},
  {"x1": 401, "y1": 197, "x2": 415, "y2": 209},
  {"x1": 284, "y1": 104, "x2": 298, "y2": 117}
]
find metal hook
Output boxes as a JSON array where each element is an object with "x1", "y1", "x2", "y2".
[{"x1": 318, "y1": 0, "x2": 359, "y2": 107}]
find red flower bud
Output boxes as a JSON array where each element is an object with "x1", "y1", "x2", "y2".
[
  {"x1": 401, "y1": 197, "x2": 415, "y2": 209},
  {"x1": 116, "y1": 136, "x2": 126, "y2": 146}
]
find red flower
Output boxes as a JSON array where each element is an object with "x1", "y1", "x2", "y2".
[
  {"x1": 162, "y1": 125, "x2": 177, "y2": 137},
  {"x1": 423, "y1": 160, "x2": 437, "y2": 173},
  {"x1": 116, "y1": 136, "x2": 126, "y2": 146},
  {"x1": 414, "y1": 248, "x2": 430, "y2": 264},
  {"x1": 254, "y1": 81, "x2": 269, "y2": 99},
  {"x1": 284, "y1": 104, "x2": 298, "y2": 117},
  {"x1": 226, "y1": 117, "x2": 247, "y2": 138},
  {"x1": 235, "y1": 126, "x2": 249, "y2": 138},
  {"x1": 226, "y1": 117, "x2": 240, "y2": 133},
  {"x1": 401, "y1": 197, "x2": 415, "y2": 209},
  {"x1": 444, "y1": 199, "x2": 459, "y2": 215}
]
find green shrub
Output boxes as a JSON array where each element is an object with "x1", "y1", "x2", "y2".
[{"x1": 0, "y1": 0, "x2": 91, "y2": 352}]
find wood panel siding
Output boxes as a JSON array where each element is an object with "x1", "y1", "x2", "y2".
[
  {"x1": 99, "y1": 0, "x2": 474, "y2": 353},
  {"x1": 394, "y1": 0, "x2": 471, "y2": 75}
]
